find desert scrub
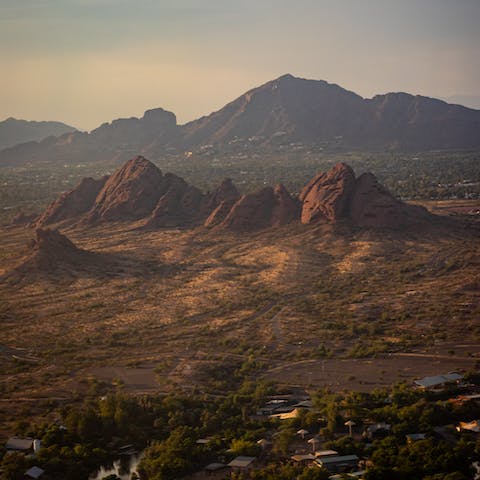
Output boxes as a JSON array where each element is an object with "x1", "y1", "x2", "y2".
[{"x1": 346, "y1": 339, "x2": 391, "y2": 358}]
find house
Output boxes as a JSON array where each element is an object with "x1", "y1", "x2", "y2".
[
  {"x1": 256, "y1": 438, "x2": 271, "y2": 450},
  {"x1": 364, "y1": 422, "x2": 391, "y2": 440},
  {"x1": 456, "y1": 420, "x2": 480, "y2": 433},
  {"x1": 315, "y1": 454, "x2": 359, "y2": 473},
  {"x1": 24, "y1": 466, "x2": 44, "y2": 479},
  {"x1": 293, "y1": 400, "x2": 313, "y2": 409},
  {"x1": 204, "y1": 462, "x2": 226, "y2": 476},
  {"x1": 257, "y1": 399, "x2": 290, "y2": 415},
  {"x1": 195, "y1": 438, "x2": 211, "y2": 445},
  {"x1": 270, "y1": 408, "x2": 302, "y2": 420},
  {"x1": 414, "y1": 373, "x2": 462, "y2": 390},
  {"x1": 449, "y1": 394, "x2": 480, "y2": 405},
  {"x1": 315, "y1": 450, "x2": 339, "y2": 458},
  {"x1": 406, "y1": 433, "x2": 426, "y2": 443},
  {"x1": 6, "y1": 437, "x2": 34, "y2": 452},
  {"x1": 329, "y1": 470, "x2": 366, "y2": 479},
  {"x1": 227, "y1": 456, "x2": 256, "y2": 471},
  {"x1": 291, "y1": 453, "x2": 316, "y2": 464}
]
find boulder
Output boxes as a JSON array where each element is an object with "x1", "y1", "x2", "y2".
[
  {"x1": 349, "y1": 172, "x2": 431, "y2": 228},
  {"x1": 86, "y1": 156, "x2": 165, "y2": 222},
  {"x1": 36, "y1": 176, "x2": 108, "y2": 226},
  {"x1": 300, "y1": 163, "x2": 355, "y2": 223},
  {"x1": 220, "y1": 184, "x2": 298, "y2": 231},
  {"x1": 143, "y1": 173, "x2": 205, "y2": 227},
  {"x1": 203, "y1": 178, "x2": 240, "y2": 213}
]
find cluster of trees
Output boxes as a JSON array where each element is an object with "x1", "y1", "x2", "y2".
[
  {"x1": 366, "y1": 437, "x2": 476, "y2": 480},
  {"x1": 0, "y1": 379, "x2": 275, "y2": 480},
  {"x1": 0, "y1": 394, "x2": 153, "y2": 479},
  {"x1": 1, "y1": 378, "x2": 480, "y2": 480}
]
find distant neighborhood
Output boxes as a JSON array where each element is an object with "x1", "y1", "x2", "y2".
[{"x1": 2, "y1": 371, "x2": 479, "y2": 479}]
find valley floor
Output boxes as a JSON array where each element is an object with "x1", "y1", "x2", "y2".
[{"x1": 0, "y1": 204, "x2": 479, "y2": 436}]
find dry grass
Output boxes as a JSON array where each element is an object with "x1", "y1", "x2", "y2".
[{"x1": 0, "y1": 204, "x2": 479, "y2": 434}]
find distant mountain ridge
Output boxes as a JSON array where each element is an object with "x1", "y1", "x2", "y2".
[
  {"x1": 179, "y1": 74, "x2": 480, "y2": 150},
  {"x1": 0, "y1": 117, "x2": 77, "y2": 151},
  {"x1": 1, "y1": 74, "x2": 480, "y2": 166}
]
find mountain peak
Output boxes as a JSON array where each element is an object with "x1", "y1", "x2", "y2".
[
  {"x1": 2, "y1": 75, "x2": 480, "y2": 165},
  {"x1": 0, "y1": 117, "x2": 77, "y2": 151},
  {"x1": 86, "y1": 155, "x2": 165, "y2": 223},
  {"x1": 275, "y1": 73, "x2": 295, "y2": 81},
  {"x1": 142, "y1": 108, "x2": 177, "y2": 125}
]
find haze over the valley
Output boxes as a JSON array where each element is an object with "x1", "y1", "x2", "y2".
[{"x1": 1, "y1": 0, "x2": 479, "y2": 130}]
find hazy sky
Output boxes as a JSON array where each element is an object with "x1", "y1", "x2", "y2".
[{"x1": 1, "y1": 0, "x2": 479, "y2": 130}]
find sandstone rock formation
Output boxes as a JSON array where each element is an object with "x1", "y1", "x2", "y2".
[
  {"x1": 33, "y1": 156, "x2": 436, "y2": 233},
  {"x1": 11, "y1": 228, "x2": 91, "y2": 275},
  {"x1": 36, "y1": 176, "x2": 108, "y2": 227},
  {"x1": 143, "y1": 173, "x2": 205, "y2": 228},
  {"x1": 271, "y1": 184, "x2": 301, "y2": 227},
  {"x1": 10, "y1": 211, "x2": 38, "y2": 226},
  {"x1": 203, "y1": 178, "x2": 241, "y2": 227},
  {"x1": 203, "y1": 178, "x2": 240, "y2": 213},
  {"x1": 300, "y1": 163, "x2": 355, "y2": 224},
  {"x1": 204, "y1": 200, "x2": 237, "y2": 228},
  {"x1": 86, "y1": 156, "x2": 165, "y2": 222},
  {"x1": 219, "y1": 184, "x2": 298, "y2": 231},
  {"x1": 349, "y1": 172, "x2": 431, "y2": 228}
]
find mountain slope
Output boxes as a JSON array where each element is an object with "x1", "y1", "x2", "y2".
[
  {"x1": 1, "y1": 75, "x2": 480, "y2": 167},
  {"x1": 181, "y1": 75, "x2": 480, "y2": 149},
  {"x1": 0, "y1": 117, "x2": 77, "y2": 150},
  {"x1": 0, "y1": 109, "x2": 178, "y2": 167},
  {"x1": 180, "y1": 74, "x2": 368, "y2": 147}
]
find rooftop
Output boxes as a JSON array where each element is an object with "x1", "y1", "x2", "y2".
[
  {"x1": 414, "y1": 373, "x2": 462, "y2": 388},
  {"x1": 25, "y1": 466, "x2": 44, "y2": 479},
  {"x1": 228, "y1": 456, "x2": 256, "y2": 468},
  {"x1": 457, "y1": 420, "x2": 480, "y2": 433},
  {"x1": 6, "y1": 437, "x2": 34, "y2": 451},
  {"x1": 317, "y1": 454, "x2": 359, "y2": 465},
  {"x1": 315, "y1": 450, "x2": 339, "y2": 457}
]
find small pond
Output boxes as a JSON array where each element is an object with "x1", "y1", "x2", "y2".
[{"x1": 89, "y1": 454, "x2": 142, "y2": 480}]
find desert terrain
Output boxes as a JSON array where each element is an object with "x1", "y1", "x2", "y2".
[{"x1": 1, "y1": 195, "x2": 479, "y2": 435}]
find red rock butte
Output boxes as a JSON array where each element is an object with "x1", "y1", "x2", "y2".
[{"x1": 34, "y1": 156, "x2": 435, "y2": 232}]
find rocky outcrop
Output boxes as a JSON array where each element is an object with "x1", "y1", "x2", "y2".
[
  {"x1": 1, "y1": 228, "x2": 126, "y2": 283},
  {"x1": 33, "y1": 156, "x2": 436, "y2": 232},
  {"x1": 271, "y1": 184, "x2": 300, "y2": 227},
  {"x1": 203, "y1": 178, "x2": 241, "y2": 227},
  {"x1": 204, "y1": 199, "x2": 237, "y2": 227},
  {"x1": 143, "y1": 173, "x2": 205, "y2": 228},
  {"x1": 90, "y1": 108, "x2": 177, "y2": 146},
  {"x1": 36, "y1": 176, "x2": 108, "y2": 227},
  {"x1": 86, "y1": 156, "x2": 166, "y2": 222},
  {"x1": 300, "y1": 163, "x2": 355, "y2": 224},
  {"x1": 297, "y1": 162, "x2": 435, "y2": 229},
  {"x1": 219, "y1": 184, "x2": 298, "y2": 231},
  {"x1": 203, "y1": 178, "x2": 240, "y2": 213},
  {"x1": 220, "y1": 188, "x2": 275, "y2": 231},
  {"x1": 10, "y1": 211, "x2": 38, "y2": 226},
  {"x1": 348, "y1": 172, "x2": 431, "y2": 228},
  {"x1": 12, "y1": 228, "x2": 90, "y2": 274},
  {"x1": 35, "y1": 157, "x2": 243, "y2": 228}
]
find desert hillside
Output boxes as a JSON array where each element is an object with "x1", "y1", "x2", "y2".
[{"x1": 0, "y1": 190, "x2": 479, "y2": 435}]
